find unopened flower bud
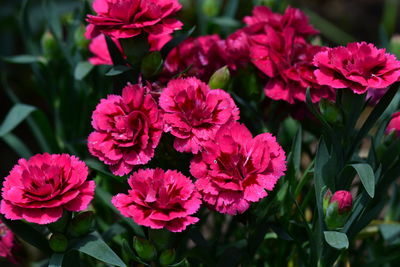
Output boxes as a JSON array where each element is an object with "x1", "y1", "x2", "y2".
[
  {"x1": 208, "y1": 66, "x2": 230, "y2": 89},
  {"x1": 74, "y1": 25, "x2": 90, "y2": 49},
  {"x1": 49, "y1": 233, "x2": 68, "y2": 252},
  {"x1": 133, "y1": 236, "x2": 156, "y2": 261},
  {"x1": 159, "y1": 249, "x2": 176, "y2": 266},
  {"x1": 330, "y1": 190, "x2": 353, "y2": 214},
  {"x1": 41, "y1": 31, "x2": 58, "y2": 58},
  {"x1": 202, "y1": 0, "x2": 221, "y2": 17},
  {"x1": 390, "y1": 34, "x2": 400, "y2": 58},
  {"x1": 68, "y1": 211, "x2": 94, "y2": 237},
  {"x1": 319, "y1": 99, "x2": 341, "y2": 124}
]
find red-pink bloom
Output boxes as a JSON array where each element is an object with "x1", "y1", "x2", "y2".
[
  {"x1": 162, "y1": 35, "x2": 229, "y2": 81},
  {"x1": 225, "y1": 29, "x2": 251, "y2": 70},
  {"x1": 190, "y1": 122, "x2": 286, "y2": 215},
  {"x1": 88, "y1": 34, "x2": 125, "y2": 65},
  {"x1": 250, "y1": 28, "x2": 335, "y2": 103},
  {"x1": 159, "y1": 77, "x2": 239, "y2": 154},
  {"x1": 0, "y1": 154, "x2": 95, "y2": 225},
  {"x1": 0, "y1": 220, "x2": 17, "y2": 264},
  {"x1": 85, "y1": 0, "x2": 183, "y2": 51},
  {"x1": 314, "y1": 42, "x2": 400, "y2": 94},
  {"x1": 88, "y1": 83, "x2": 163, "y2": 176},
  {"x1": 112, "y1": 168, "x2": 201, "y2": 232},
  {"x1": 244, "y1": 6, "x2": 318, "y2": 38},
  {"x1": 386, "y1": 111, "x2": 400, "y2": 137},
  {"x1": 330, "y1": 190, "x2": 353, "y2": 214}
]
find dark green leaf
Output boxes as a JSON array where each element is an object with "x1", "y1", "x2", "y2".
[
  {"x1": 161, "y1": 26, "x2": 196, "y2": 59},
  {"x1": 95, "y1": 187, "x2": 145, "y2": 237},
  {"x1": 379, "y1": 224, "x2": 400, "y2": 245},
  {"x1": 0, "y1": 214, "x2": 51, "y2": 253},
  {"x1": 1, "y1": 133, "x2": 32, "y2": 158},
  {"x1": 74, "y1": 62, "x2": 94, "y2": 80},
  {"x1": 292, "y1": 126, "x2": 302, "y2": 174},
  {"x1": 1, "y1": 55, "x2": 45, "y2": 64},
  {"x1": 350, "y1": 163, "x2": 375, "y2": 198},
  {"x1": 0, "y1": 104, "x2": 36, "y2": 136},
  {"x1": 71, "y1": 232, "x2": 126, "y2": 267},
  {"x1": 49, "y1": 253, "x2": 64, "y2": 267},
  {"x1": 105, "y1": 65, "x2": 132, "y2": 76},
  {"x1": 323, "y1": 231, "x2": 349, "y2": 249},
  {"x1": 210, "y1": 17, "x2": 241, "y2": 27}
]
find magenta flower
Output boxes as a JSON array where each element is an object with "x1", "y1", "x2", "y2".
[
  {"x1": 330, "y1": 190, "x2": 353, "y2": 214},
  {"x1": 159, "y1": 77, "x2": 239, "y2": 154},
  {"x1": 0, "y1": 154, "x2": 95, "y2": 225},
  {"x1": 0, "y1": 220, "x2": 18, "y2": 264},
  {"x1": 162, "y1": 35, "x2": 229, "y2": 81},
  {"x1": 386, "y1": 111, "x2": 400, "y2": 137},
  {"x1": 314, "y1": 42, "x2": 400, "y2": 94},
  {"x1": 88, "y1": 34, "x2": 125, "y2": 65},
  {"x1": 112, "y1": 168, "x2": 201, "y2": 232},
  {"x1": 190, "y1": 122, "x2": 286, "y2": 215},
  {"x1": 250, "y1": 28, "x2": 335, "y2": 103},
  {"x1": 225, "y1": 29, "x2": 251, "y2": 70},
  {"x1": 88, "y1": 83, "x2": 163, "y2": 176},
  {"x1": 85, "y1": 0, "x2": 183, "y2": 51}
]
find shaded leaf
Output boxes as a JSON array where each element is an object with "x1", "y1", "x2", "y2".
[
  {"x1": 49, "y1": 253, "x2": 64, "y2": 267},
  {"x1": 0, "y1": 104, "x2": 36, "y2": 136},
  {"x1": 105, "y1": 65, "x2": 132, "y2": 76},
  {"x1": 1, "y1": 55, "x2": 45, "y2": 64},
  {"x1": 74, "y1": 62, "x2": 94, "y2": 80},
  {"x1": 71, "y1": 232, "x2": 126, "y2": 267},
  {"x1": 324, "y1": 231, "x2": 349, "y2": 249},
  {"x1": 350, "y1": 163, "x2": 375, "y2": 198}
]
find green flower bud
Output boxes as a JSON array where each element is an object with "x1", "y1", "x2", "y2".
[
  {"x1": 68, "y1": 211, "x2": 94, "y2": 237},
  {"x1": 41, "y1": 31, "x2": 58, "y2": 58},
  {"x1": 208, "y1": 66, "x2": 230, "y2": 89},
  {"x1": 389, "y1": 34, "x2": 400, "y2": 58},
  {"x1": 319, "y1": 99, "x2": 342, "y2": 124},
  {"x1": 74, "y1": 25, "x2": 90, "y2": 49},
  {"x1": 141, "y1": 52, "x2": 163, "y2": 78},
  {"x1": 49, "y1": 233, "x2": 68, "y2": 252},
  {"x1": 159, "y1": 249, "x2": 176, "y2": 266},
  {"x1": 48, "y1": 211, "x2": 70, "y2": 233},
  {"x1": 133, "y1": 237, "x2": 156, "y2": 261},
  {"x1": 202, "y1": 0, "x2": 221, "y2": 17}
]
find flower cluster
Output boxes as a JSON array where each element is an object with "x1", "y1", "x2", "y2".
[
  {"x1": 1, "y1": 153, "x2": 95, "y2": 224},
  {"x1": 0, "y1": 220, "x2": 18, "y2": 264}
]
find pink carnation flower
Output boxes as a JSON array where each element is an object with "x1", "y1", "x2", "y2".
[
  {"x1": 0, "y1": 220, "x2": 18, "y2": 264},
  {"x1": 386, "y1": 111, "x2": 400, "y2": 137},
  {"x1": 0, "y1": 154, "x2": 95, "y2": 225},
  {"x1": 162, "y1": 35, "x2": 229, "y2": 81},
  {"x1": 330, "y1": 190, "x2": 353, "y2": 214},
  {"x1": 112, "y1": 168, "x2": 201, "y2": 232},
  {"x1": 85, "y1": 0, "x2": 183, "y2": 51},
  {"x1": 88, "y1": 34, "x2": 125, "y2": 65},
  {"x1": 313, "y1": 42, "x2": 400, "y2": 94},
  {"x1": 250, "y1": 28, "x2": 335, "y2": 103},
  {"x1": 244, "y1": 6, "x2": 318, "y2": 38},
  {"x1": 190, "y1": 122, "x2": 286, "y2": 215},
  {"x1": 159, "y1": 77, "x2": 239, "y2": 154},
  {"x1": 88, "y1": 83, "x2": 163, "y2": 176},
  {"x1": 225, "y1": 29, "x2": 251, "y2": 70}
]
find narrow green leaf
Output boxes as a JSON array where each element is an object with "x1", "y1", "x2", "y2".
[
  {"x1": 292, "y1": 126, "x2": 302, "y2": 174},
  {"x1": 379, "y1": 224, "x2": 400, "y2": 244},
  {"x1": 0, "y1": 104, "x2": 36, "y2": 136},
  {"x1": 105, "y1": 65, "x2": 132, "y2": 76},
  {"x1": 160, "y1": 26, "x2": 196, "y2": 59},
  {"x1": 1, "y1": 55, "x2": 45, "y2": 64},
  {"x1": 95, "y1": 187, "x2": 145, "y2": 237},
  {"x1": 0, "y1": 214, "x2": 51, "y2": 253},
  {"x1": 350, "y1": 163, "x2": 375, "y2": 198},
  {"x1": 324, "y1": 231, "x2": 349, "y2": 249},
  {"x1": 1, "y1": 133, "x2": 32, "y2": 158},
  {"x1": 304, "y1": 9, "x2": 356, "y2": 45},
  {"x1": 210, "y1": 17, "x2": 241, "y2": 28},
  {"x1": 49, "y1": 253, "x2": 64, "y2": 267},
  {"x1": 71, "y1": 232, "x2": 126, "y2": 267},
  {"x1": 74, "y1": 62, "x2": 94, "y2": 80}
]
